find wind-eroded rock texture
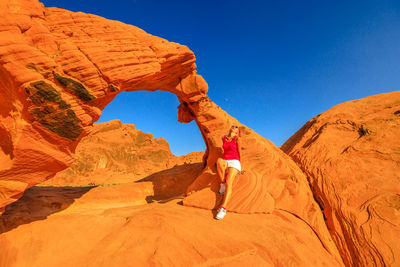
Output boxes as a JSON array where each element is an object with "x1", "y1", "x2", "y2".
[
  {"x1": 43, "y1": 119, "x2": 204, "y2": 186},
  {"x1": 0, "y1": 185, "x2": 340, "y2": 267},
  {"x1": 282, "y1": 91, "x2": 400, "y2": 266},
  {"x1": 0, "y1": 0, "x2": 202, "y2": 211},
  {"x1": 0, "y1": 0, "x2": 345, "y2": 265}
]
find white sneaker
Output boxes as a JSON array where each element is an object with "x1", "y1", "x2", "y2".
[
  {"x1": 215, "y1": 207, "x2": 227, "y2": 220},
  {"x1": 219, "y1": 183, "x2": 226, "y2": 194}
]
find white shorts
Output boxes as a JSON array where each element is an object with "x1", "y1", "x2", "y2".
[{"x1": 224, "y1": 159, "x2": 241, "y2": 172}]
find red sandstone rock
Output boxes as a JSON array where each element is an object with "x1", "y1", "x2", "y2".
[
  {"x1": 0, "y1": 184, "x2": 341, "y2": 267},
  {"x1": 0, "y1": 0, "x2": 344, "y2": 265},
  {"x1": 281, "y1": 91, "x2": 400, "y2": 266},
  {"x1": 0, "y1": 0, "x2": 199, "y2": 210},
  {"x1": 43, "y1": 119, "x2": 204, "y2": 186}
]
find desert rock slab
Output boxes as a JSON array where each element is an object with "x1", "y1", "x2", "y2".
[{"x1": 282, "y1": 91, "x2": 400, "y2": 266}]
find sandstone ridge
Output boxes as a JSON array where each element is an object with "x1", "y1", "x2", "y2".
[{"x1": 282, "y1": 91, "x2": 400, "y2": 266}]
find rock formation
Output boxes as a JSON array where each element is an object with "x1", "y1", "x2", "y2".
[
  {"x1": 43, "y1": 119, "x2": 203, "y2": 186},
  {"x1": 0, "y1": 0, "x2": 351, "y2": 265},
  {"x1": 282, "y1": 91, "x2": 400, "y2": 266},
  {"x1": 0, "y1": 185, "x2": 340, "y2": 266},
  {"x1": 0, "y1": 0, "x2": 202, "y2": 211}
]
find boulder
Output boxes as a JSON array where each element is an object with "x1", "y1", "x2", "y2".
[{"x1": 282, "y1": 91, "x2": 400, "y2": 266}]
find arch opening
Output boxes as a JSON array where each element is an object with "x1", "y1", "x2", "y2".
[
  {"x1": 42, "y1": 90, "x2": 208, "y2": 192},
  {"x1": 98, "y1": 90, "x2": 206, "y2": 156}
]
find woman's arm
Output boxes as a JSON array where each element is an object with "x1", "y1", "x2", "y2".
[{"x1": 236, "y1": 138, "x2": 244, "y2": 172}]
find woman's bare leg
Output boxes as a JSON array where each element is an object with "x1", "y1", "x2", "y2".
[
  {"x1": 221, "y1": 167, "x2": 239, "y2": 208},
  {"x1": 216, "y1": 158, "x2": 228, "y2": 183}
]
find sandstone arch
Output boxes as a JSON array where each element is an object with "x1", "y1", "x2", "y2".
[{"x1": 0, "y1": 1, "x2": 343, "y2": 264}]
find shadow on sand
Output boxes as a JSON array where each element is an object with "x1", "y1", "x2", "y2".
[
  {"x1": 0, "y1": 186, "x2": 95, "y2": 234},
  {"x1": 136, "y1": 162, "x2": 203, "y2": 203},
  {"x1": 0, "y1": 162, "x2": 205, "y2": 234}
]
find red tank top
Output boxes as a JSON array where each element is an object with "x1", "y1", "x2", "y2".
[{"x1": 222, "y1": 136, "x2": 240, "y2": 160}]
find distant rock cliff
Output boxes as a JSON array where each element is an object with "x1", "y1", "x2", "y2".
[{"x1": 43, "y1": 119, "x2": 203, "y2": 186}]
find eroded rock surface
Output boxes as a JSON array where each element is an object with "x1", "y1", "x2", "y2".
[
  {"x1": 0, "y1": 185, "x2": 341, "y2": 267},
  {"x1": 0, "y1": 0, "x2": 344, "y2": 265},
  {"x1": 0, "y1": 0, "x2": 202, "y2": 210},
  {"x1": 282, "y1": 91, "x2": 400, "y2": 266}
]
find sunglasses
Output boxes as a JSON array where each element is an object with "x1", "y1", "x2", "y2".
[{"x1": 231, "y1": 126, "x2": 239, "y2": 128}]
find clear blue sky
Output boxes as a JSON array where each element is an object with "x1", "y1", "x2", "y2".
[{"x1": 41, "y1": 0, "x2": 400, "y2": 156}]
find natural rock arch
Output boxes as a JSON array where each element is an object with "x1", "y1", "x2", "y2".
[{"x1": 0, "y1": 1, "x2": 343, "y2": 264}]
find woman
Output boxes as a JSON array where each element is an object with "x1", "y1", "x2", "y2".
[{"x1": 215, "y1": 125, "x2": 244, "y2": 220}]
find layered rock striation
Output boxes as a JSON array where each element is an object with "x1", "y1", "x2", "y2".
[{"x1": 282, "y1": 91, "x2": 400, "y2": 266}]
